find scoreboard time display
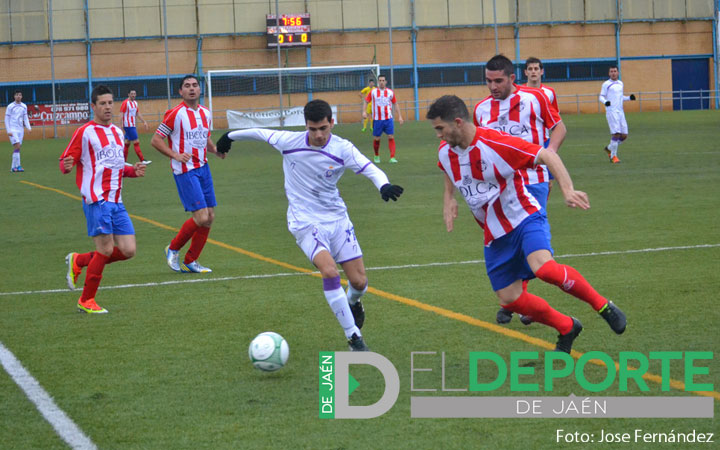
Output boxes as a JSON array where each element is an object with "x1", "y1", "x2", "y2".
[{"x1": 266, "y1": 13, "x2": 311, "y2": 48}]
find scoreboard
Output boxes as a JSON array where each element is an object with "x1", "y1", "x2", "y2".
[{"x1": 266, "y1": 13, "x2": 311, "y2": 48}]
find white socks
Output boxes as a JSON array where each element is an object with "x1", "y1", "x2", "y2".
[
  {"x1": 346, "y1": 281, "x2": 368, "y2": 305},
  {"x1": 11, "y1": 150, "x2": 20, "y2": 168},
  {"x1": 608, "y1": 139, "x2": 619, "y2": 158},
  {"x1": 324, "y1": 276, "x2": 360, "y2": 339}
]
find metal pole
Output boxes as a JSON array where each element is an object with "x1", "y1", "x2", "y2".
[
  {"x1": 162, "y1": 0, "x2": 171, "y2": 109},
  {"x1": 276, "y1": 0, "x2": 284, "y2": 127},
  {"x1": 714, "y1": 0, "x2": 719, "y2": 109},
  {"x1": 492, "y1": 0, "x2": 499, "y2": 54},
  {"x1": 84, "y1": 0, "x2": 92, "y2": 105},
  {"x1": 48, "y1": 0, "x2": 57, "y2": 138},
  {"x1": 388, "y1": 0, "x2": 394, "y2": 89},
  {"x1": 616, "y1": 0, "x2": 622, "y2": 73},
  {"x1": 411, "y1": 0, "x2": 419, "y2": 121}
]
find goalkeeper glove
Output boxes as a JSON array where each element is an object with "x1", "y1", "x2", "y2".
[
  {"x1": 380, "y1": 184, "x2": 404, "y2": 202},
  {"x1": 629, "y1": 94, "x2": 636, "y2": 100},
  {"x1": 216, "y1": 132, "x2": 233, "y2": 154},
  {"x1": 604, "y1": 101, "x2": 611, "y2": 106}
]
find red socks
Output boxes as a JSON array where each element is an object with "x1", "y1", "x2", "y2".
[
  {"x1": 171, "y1": 218, "x2": 199, "y2": 251},
  {"x1": 373, "y1": 140, "x2": 380, "y2": 156},
  {"x1": 184, "y1": 226, "x2": 210, "y2": 264},
  {"x1": 504, "y1": 291, "x2": 573, "y2": 334},
  {"x1": 133, "y1": 142, "x2": 145, "y2": 161},
  {"x1": 123, "y1": 143, "x2": 130, "y2": 160},
  {"x1": 535, "y1": 260, "x2": 607, "y2": 311},
  {"x1": 80, "y1": 252, "x2": 110, "y2": 301},
  {"x1": 388, "y1": 138, "x2": 396, "y2": 158}
]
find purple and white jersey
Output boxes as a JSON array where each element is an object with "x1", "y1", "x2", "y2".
[{"x1": 228, "y1": 128, "x2": 390, "y2": 225}]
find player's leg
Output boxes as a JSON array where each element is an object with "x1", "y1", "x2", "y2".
[
  {"x1": 523, "y1": 212, "x2": 626, "y2": 335},
  {"x1": 132, "y1": 139, "x2": 147, "y2": 163},
  {"x1": 372, "y1": 120, "x2": 382, "y2": 163},
  {"x1": 123, "y1": 139, "x2": 130, "y2": 160},
  {"x1": 181, "y1": 165, "x2": 216, "y2": 272},
  {"x1": 10, "y1": 133, "x2": 23, "y2": 171},
  {"x1": 362, "y1": 104, "x2": 371, "y2": 131},
  {"x1": 336, "y1": 219, "x2": 367, "y2": 329},
  {"x1": 111, "y1": 205, "x2": 137, "y2": 262},
  {"x1": 386, "y1": 119, "x2": 397, "y2": 163}
]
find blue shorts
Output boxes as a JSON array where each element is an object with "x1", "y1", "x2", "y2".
[
  {"x1": 174, "y1": 163, "x2": 217, "y2": 212},
  {"x1": 83, "y1": 200, "x2": 135, "y2": 237},
  {"x1": 124, "y1": 127, "x2": 138, "y2": 141},
  {"x1": 526, "y1": 182, "x2": 549, "y2": 211},
  {"x1": 372, "y1": 119, "x2": 394, "y2": 137},
  {"x1": 484, "y1": 212, "x2": 553, "y2": 291}
]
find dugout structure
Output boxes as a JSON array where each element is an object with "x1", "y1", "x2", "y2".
[{"x1": 206, "y1": 64, "x2": 380, "y2": 129}]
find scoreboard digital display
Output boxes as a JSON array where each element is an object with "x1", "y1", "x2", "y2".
[{"x1": 266, "y1": 13, "x2": 311, "y2": 48}]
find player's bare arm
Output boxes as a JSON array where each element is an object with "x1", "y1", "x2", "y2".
[
  {"x1": 395, "y1": 104, "x2": 404, "y2": 125},
  {"x1": 545, "y1": 121, "x2": 567, "y2": 153},
  {"x1": 536, "y1": 149, "x2": 590, "y2": 210},
  {"x1": 443, "y1": 173, "x2": 458, "y2": 232},
  {"x1": 136, "y1": 109, "x2": 149, "y2": 130},
  {"x1": 151, "y1": 133, "x2": 192, "y2": 163}
]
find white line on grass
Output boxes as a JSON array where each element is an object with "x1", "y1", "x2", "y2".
[
  {"x1": 0, "y1": 342, "x2": 97, "y2": 450},
  {"x1": 1, "y1": 243, "x2": 717, "y2": 297}
]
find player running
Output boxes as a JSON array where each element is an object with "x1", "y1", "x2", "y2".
[
  {"x1": 61, "y1": 85, "x2": 147, "y2": 314},
  {"x1": 475, "y1": 54, "x2": 567, "y2": 325},
  {"x1": 215, "y1": 99, "x2": 404, "y2": 352},
  {"x1": 429, "y1": 95, "x2": 626, "y2": 353},
  {"x1": 5, "y1": 89, "x2": 31, "y2": 172}
]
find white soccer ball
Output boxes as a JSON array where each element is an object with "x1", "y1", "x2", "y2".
[{"x1": 248, "y1": 331, "x2": 289, "y2": 372}]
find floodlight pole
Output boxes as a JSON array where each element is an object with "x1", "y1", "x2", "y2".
[
  {"x1": 388, "y1": 0, "x2": 394, "y2": 90},
  {"x1": 48, "y1": 0, "x2": 57, "y2": 138},
  {"x1": 492, "y1": 0, "x2": 499, "y2": 55},
  {"x1": 163, "y1": 0, "x2": 171, "y2": 109},
  {"x1": 276, "y1": 0, "x2": 285, "y2": 127}
]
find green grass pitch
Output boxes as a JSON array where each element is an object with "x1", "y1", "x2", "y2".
[{"x1": 0, "y1": 109, "x2": 718, "y2": 449}]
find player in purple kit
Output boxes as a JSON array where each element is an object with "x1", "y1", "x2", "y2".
[{"x1": 215, "y1": 99, "x2": 404, "y2": 351}]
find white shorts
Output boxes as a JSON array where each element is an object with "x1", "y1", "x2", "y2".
[
  {"x1": 606, "y1": 110, "x2": 628, "y2": 135},
  {"x1": 289, "y1": 216, "x2": 363, "y2": 264},
  {"x1": 8, "y1": 129, "x2": 24, "y2": 146}
]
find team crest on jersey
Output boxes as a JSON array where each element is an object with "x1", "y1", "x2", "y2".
[
  {"x1": 499, "y1": 115, "x2": 508, "y2": 126},
  {"x1": 476, "y1": 159, "x2": 487, "y2": 172},
  {"x1": 462, "y1": 175, "x2": 472, "y2": 186}
]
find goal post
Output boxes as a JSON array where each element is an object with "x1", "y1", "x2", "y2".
[{"x1": 206, "y1": 64, "x2": 380, "y2": 130}]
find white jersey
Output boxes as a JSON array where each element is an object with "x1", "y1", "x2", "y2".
[
  {"x1": 5, "y1": 101, "x2": 31, "y2": 132},
  {"x1": 599, "y1": 79, "x2": 629, "y2": 111},
  {"x1": 227, "y1": 128, "x2": 390, "y2": 226}
]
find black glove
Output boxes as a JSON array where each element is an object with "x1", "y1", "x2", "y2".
[
  {"x1": 216, "y1": 132, "x2": 233, "y2": 154},
  {"x1": 629, "y1": 94, "x2": 636, "y2": 100},
  {"x1": 604, "y1": 101, "x2": 611, "y2": 107},
  {"x1": 380, "y1": 184, "x2": 403, "y2": 202}
]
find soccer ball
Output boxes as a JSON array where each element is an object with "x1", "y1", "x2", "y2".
[{"x1": 248, "y1": 332, "x2": 289, "y2": 372}]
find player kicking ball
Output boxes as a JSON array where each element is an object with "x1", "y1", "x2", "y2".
[{"x1": 215, "y1": 99, "x2": 404, "y2": 351}]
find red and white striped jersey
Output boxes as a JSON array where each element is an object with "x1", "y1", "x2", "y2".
[
  {"x1": 155, "y1": 102, "x2": 212, "y2": 175},
  {"x1": 120, "y1": 99, "x2": 138, "y2": 127},
  {"x1": 525, "y1": 83, "x2": 559, "y2": 113},
  {"x1": 365, "y1": 87, "x2": 397, "y2": 120},
  {"x1": 474, "y1": 85, "x2": 560, "y2": 185},
  {"x1": 61, "y1": 121, "x2": 127, "y2": 204},
  {"x1": 437, "y1": 126, "x2": 543, "y2": 245}
]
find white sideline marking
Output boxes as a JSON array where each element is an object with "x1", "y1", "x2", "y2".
[
  {"x1": 0, "y1": 342, "x2": 97, "y2": 450},
  {"x1": 1, "y1": 243, "x2": 717, "y2": 298}
]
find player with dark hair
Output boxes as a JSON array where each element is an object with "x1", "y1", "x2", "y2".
[
  {"x1": 151, "y1": 74, "x2": 226, "y2": 274},
  {"x1": 524, "y1": 57, "x2": 559, "y2": 114},
  {"x1": 363, "y1": 74, "x2": 403, "y2": 163},
  {"x1": 476, "y1": 54, "x2": 567, "y2": 325},
  {"x1": 215, "y1": 99, "x2": 404, "y2": 351},
  {"x1": 428, "y1": 94, "x2": 626, "y2": 353},
  {"x1": 120, "y1": 89, "x2": 150, "y2": 163},
  {"x1": 5, "y1": 89, "x2": 31, "y2": 172},
  {"x1": 599, "y1": 65, "x2": 636, "y2": 164},
  {"x1": 61, "y1": 84, "x2": 147, "y2": 314}
]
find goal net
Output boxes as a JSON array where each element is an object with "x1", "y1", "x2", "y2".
[{"x1": 206, "y1": 64, "x2": 380, "y2": 129}]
